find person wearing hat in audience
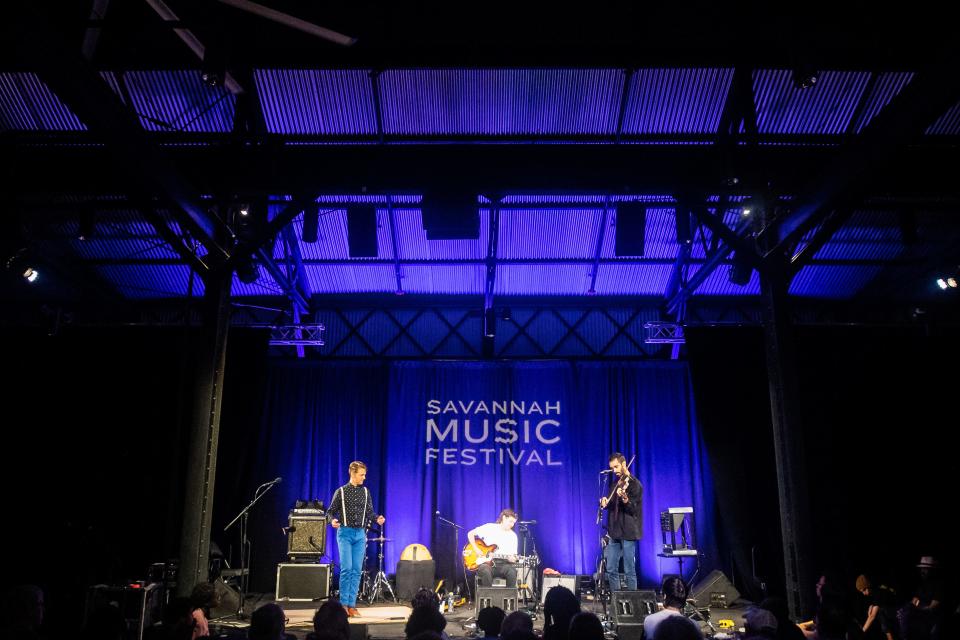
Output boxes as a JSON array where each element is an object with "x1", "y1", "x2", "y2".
[{"x1": 912, "y1": 556, "x2": 942, "y2": 612}]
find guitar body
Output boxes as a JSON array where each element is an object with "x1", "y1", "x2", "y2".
[{"x1": 462, "y1": 538, "x2": 498, "y2": 571}]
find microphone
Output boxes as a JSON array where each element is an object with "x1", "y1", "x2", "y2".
[
  {"x1": 270, "y1": 477, "x2": 282, "y2": 484},
  {"x1": 435, "y1": 510, "x2": 441, "y2": 517},
  {"x1": 518, "y1": 520, "x2": 537, "y2": 525},
  {"x1": 600, "y1": 469, "x2": 614, "y2": 474}
]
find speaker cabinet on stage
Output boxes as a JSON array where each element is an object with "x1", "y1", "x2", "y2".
[
  {"x1": 688, "y1": 570, "x2": 739, "y2": 607},
  {"x1": 611, "y1": 590, "x2": 658, "y2": 624},
  {"x1": 476, "y1": 587, "x2": 518, "y2": 615},
  {"x1": 396, "y1": 559, "x2": 436, "y2": 601},
  {"x1": 276, "y1": 563, "x2": 331, "y2": 602},
  {"x1": 541, "y1": 574, "x2": 578, "y2": 603}
]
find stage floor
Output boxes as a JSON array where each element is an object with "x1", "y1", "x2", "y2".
[{"x1": 211, "y1": 595, "x2": 747, "y2": 639}]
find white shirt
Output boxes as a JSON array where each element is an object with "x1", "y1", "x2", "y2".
[
  {"x1": 470, "y1": 522, "x2": 518, "y2": 555},
  {"x1": 643, "y1": 608, "x2": 683, "y2": 639}
]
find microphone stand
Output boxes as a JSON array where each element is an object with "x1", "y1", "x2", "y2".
[
  {"x1": 436, "y1": 512, "x2": 470, "y2": 602},
  {"x1": 222, "y1": 479, "x2": 280, "y2": 618}
]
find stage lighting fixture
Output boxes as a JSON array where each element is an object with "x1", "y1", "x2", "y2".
[
  {"x1": 792, "y1": 66, "x2": 819, "y2": 90},
  {"x1": 483, "y1": 307, "x2": 496, "y2": 338},
  {"x1": 235, "y1": 258, "x2": 260, "y2": 284},
  {"x1": 728, "y1": 253, "x2": 752, "y2": 286},
  {"x1": 5, "y1": 249, "x2": 39, "y2": 284},
  {"x1": 937, "y1": 277, "x2": 958, "y2": 290},
  {"x1": 302, "y1": 205, "x2": 319, "y2": 243}
]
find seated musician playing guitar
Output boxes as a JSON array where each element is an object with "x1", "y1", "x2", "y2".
[{"x1": 466, "y1": 509, "x2": 520, "y2": 587}]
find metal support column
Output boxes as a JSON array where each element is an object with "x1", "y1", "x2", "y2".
[
  {"x1": 760, "y1": 226, "x2": 813, "y2": 620},
  {"x1": 177, "y1": 270, "x2": 233, "y2": 595}
]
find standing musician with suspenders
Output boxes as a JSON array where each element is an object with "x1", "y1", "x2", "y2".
[{"x1": 328, "y1": 461, "x2": 386, "y2": 617}]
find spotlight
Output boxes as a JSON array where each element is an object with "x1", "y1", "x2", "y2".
[
  {"x1": 792, "y1": 66, "x2": 819, "y2": 90},
  {"x1": 937, "y1": 277, "x2": 958, "y2": 290},
  {"x1": 5, "y1": 249, "x2": 40, "y2": 284}
]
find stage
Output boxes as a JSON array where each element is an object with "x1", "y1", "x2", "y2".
[{"x1": 209, "y1": 594, "x2": 749, "y2": 639}]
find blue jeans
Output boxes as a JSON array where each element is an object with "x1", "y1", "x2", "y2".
[
  {"x1": 337, "y1": 526, "x2": 366, "y2": 606},
  {"x1": 604, "y1": 538, "x2": 637, "y2": 590}
]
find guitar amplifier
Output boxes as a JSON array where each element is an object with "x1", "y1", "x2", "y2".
[
  {"x1": 541, "y1": 574, "x2": 578, "y2": 603},
  {"x1": 287, "y1": 511, "x2": 327, "y2": 560}
]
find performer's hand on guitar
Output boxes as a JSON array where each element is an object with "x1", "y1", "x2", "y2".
[
  {"x1": 331, "y1": 518, "x2": 341, "y2": 529},
  {"x1": 376, "y1": 515, "x2": 386, "y2": 525}
]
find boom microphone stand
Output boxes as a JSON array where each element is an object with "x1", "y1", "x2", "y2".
[{"x1": 222, "y1": 477, "x2": 281, "y2": 618}]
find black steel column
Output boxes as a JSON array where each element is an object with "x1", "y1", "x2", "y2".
[
  {"x1": 177, "y1": 271, "x2": 233, "y2": 595},
  {"x1": 760, "y1": 248, "x2": 813, "y2": 620}
]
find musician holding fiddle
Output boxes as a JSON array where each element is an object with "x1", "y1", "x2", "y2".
[
  {"x1": 466, "y1": 509, "x2": 520, "y2": 587},
  {"x1": 600, "y1": 452, "x2": 643, "y2": 590}
]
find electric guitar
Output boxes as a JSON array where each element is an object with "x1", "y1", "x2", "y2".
[{"x1": 462, "y1": 538, "x2": 533, "y2": 571}]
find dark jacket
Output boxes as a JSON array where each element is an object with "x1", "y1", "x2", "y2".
[{"x1": 603, "y1": 475, "x2": 643, "y2": 540}]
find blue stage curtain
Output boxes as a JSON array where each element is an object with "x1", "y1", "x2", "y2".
[{"x1": 239, "y1": 360, "x2": 715, "y2": 592}]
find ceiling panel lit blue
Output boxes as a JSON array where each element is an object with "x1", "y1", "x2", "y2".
[
  {"x1": 495, "y1": 265, "x2": 594, "y2": 295},
  {"x1": 790, "y1": 265, "x2": 882, "y2": 298},
  {"x1": 96, "y1": 264, "x2": 202, "y2": 298},
  {"x1": 255, "y1": 69, "x2": 377, "y2": 134},
  {"x1": 813, "y1": 210, "x2": 903, "y2": 260},
  {"x1": 104, "y1": 71, "x2": 235, "y2": 132},
  {"x1": 692, "y1": 262, "x2": 761, "y2": 295},
  {"x1": 378, "y1": 69, "x2": 624, "y2": 135},
  {"x1": 597, "y1": 207, "x2": 679, "y2": 260},
  {"x1": 498, "y1": 208, "x2": 603, "y2": 259},
  {"x1": 621, "y1": 68, "x2": 733, "y2": 134},
  {"x1": 304, "y1": 264, "x2": 399, "y2": 293},
  {"x1": 850, "y1": 72, "x2": 914, "y2": 133},
  {"x1": 0, "y1": 72, "x2": 86, "y2": 131},
  {"x1": 595, "y1": 263, "x2": 675, "y2": 295},
  {"x1": 393, "y1": 209, "x2": 489, "y2": 260},
  {"x1": 400, "y1": 265, "x2": 485, "y2": 295},
  {"x1": 753, "y1": 69, "x2": 871, "y2": 135},
  {"x1": 926, "y1": 100, "x2": 960, "y2": 135}
]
